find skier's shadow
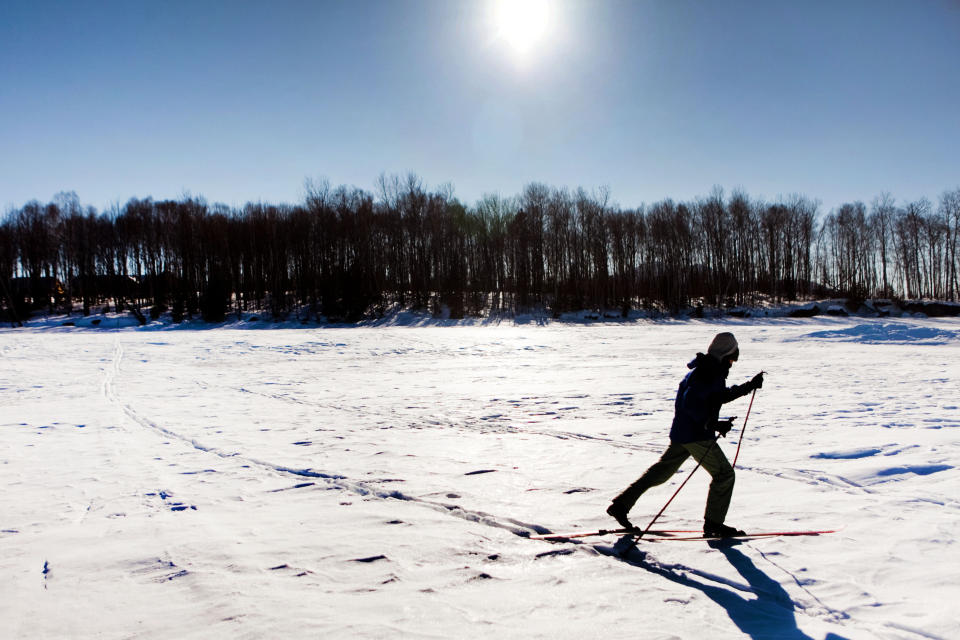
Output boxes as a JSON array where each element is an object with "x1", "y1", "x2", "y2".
[{"x1": 614, "y1": 537, "x2": 849, "y2": 640}]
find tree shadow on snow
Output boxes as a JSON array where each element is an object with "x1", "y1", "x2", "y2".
[{"x1": 610, "y1": 537, "x2": 850, "y2": 640}]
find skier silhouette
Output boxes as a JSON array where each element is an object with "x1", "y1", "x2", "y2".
[{"x1": 607, "y1": 332, "x2": 763, "y2": 537}]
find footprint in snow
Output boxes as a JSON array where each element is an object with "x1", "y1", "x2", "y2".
[
  {"x1": 146, "y1": 490, "x2": 197, "y2": 512},
  {"x1": 269, "y1": 482, "x2": 316, "y2": 493},
  {"x1": 269, "y1": 564, "x2": 312, "y2": 577},
  {"x1": 352, "y1": 555, "x2": 388, "y2": 563},
  {"x1": 470, "y1": 572, "x2": 495, "y2": 581},
  {"x1": 131, "y1": 558, "x2": 190, "y2": 583}
]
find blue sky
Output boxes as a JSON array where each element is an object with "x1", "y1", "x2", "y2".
[{"x1": 1, "y1": 0, "x2": 957, "y2": 214}]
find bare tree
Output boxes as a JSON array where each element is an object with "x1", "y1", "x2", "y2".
[
  {"x1": 870, "y1": 193, "x2": 896, "y2": 297},
  {"x1": 940, "y1": 188, "x2": 960, "y2": 301}
]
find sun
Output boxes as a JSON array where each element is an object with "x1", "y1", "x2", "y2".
[{"x1": 492, "y1": 0, "x2": 551, "y2": 59}]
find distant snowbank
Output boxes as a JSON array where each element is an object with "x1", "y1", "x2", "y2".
[
  {"x1": 795, "y1": 323, "x2": 960, "y2": 345},
  {"x1": 4, "y1": 298, "x2": 959, "y2": 332}
]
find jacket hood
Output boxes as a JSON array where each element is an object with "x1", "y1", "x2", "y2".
[
  {"x1": 687, "y1": 352, "x2": 731, "y2": 377},
  {"x1": 687, "y1": 352, "x2": 710, "y2": 369}
]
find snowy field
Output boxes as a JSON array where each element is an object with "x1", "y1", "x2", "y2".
[{"x1": 1, "y1": 317, "x2": 958, "y2": 639}]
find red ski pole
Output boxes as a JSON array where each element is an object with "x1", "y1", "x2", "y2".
[
  {"x1": 732, "y1": 381, "x2": 761, "y2": 468},
  {"x1": 635, "y1": 436, "x2": 720, "y2": 541}
]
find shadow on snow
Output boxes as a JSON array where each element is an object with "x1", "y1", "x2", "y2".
[{"x1": 602, "y1": 536, "x2": 850, "y2": 640}]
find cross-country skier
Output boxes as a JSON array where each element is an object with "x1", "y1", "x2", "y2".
[{"x1": 606, "y1": 331, "x2": 763, "y2": 537}]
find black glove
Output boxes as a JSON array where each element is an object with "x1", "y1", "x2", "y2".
[
  {"x1": 715, "y1": 418, "x2": 735, "y2": 437},
  {"x1": 750, "y1": 372, "x2": 764, "y2": 390}
]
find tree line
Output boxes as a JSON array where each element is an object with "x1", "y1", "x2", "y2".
[{"x1": 2, "y1": 176, "x2": 958, "y2": 323}]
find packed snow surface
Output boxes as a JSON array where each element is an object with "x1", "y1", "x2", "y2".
[{"x1": 1, "y1": 317, "x2": 958, "y2": 639}]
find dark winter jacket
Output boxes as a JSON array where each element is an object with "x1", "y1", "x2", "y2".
[{"x1": 669, "y1": 353, "x2": 754, "y2": 444}]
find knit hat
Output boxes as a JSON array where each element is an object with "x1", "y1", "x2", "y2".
[{"x1": 707, "y1": 332, "x2": 739, "y2": 362}]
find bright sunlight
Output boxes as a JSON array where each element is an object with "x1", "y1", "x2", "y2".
[{"x1": 492, "y1": 0, "x2": 552, "y2": 60}]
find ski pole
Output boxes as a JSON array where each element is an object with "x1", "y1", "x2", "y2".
[
  {"x1": 618, "y1": 440, "x2": 720, "y2": 558},
  {"x1": 732, "y1": 375, "x2": 762, "y2": 468},
  {"x1": 639, "y1": 436, "x2": 718, "y2": 537},
  {"x1": 618, "y1": 436, "x2": 721, "y2": 557}
]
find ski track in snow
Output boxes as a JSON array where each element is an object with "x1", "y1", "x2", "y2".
[
  {"x1": 106, "y1": 340, "x2": 552, "y2": 540},
  {"x1": 2, "y1": 317, "x2": 958, "y2": 639}
]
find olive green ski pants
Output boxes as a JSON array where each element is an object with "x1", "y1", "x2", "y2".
[{"x1": 612, "y1": 440, "x2": 735, "y2": 524}]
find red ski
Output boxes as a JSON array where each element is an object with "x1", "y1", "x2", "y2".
[
  {"x1": 531, "y1": 528, "x2": 838, "y2": 542},
  {"x1": 644, "y1": 529, "x2": 839, "y2": 542},
  {"x1": 530, "y1": 528, "x2": 698, "y2": 541}
]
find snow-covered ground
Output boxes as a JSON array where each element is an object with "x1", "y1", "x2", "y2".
[{"x1": 1, "y1": 317, "x2": 958, "y2": 639}]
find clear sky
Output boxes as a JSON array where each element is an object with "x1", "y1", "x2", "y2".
[{"x1": 1, "y1": 0, "x2": 958, "y2": 215}]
